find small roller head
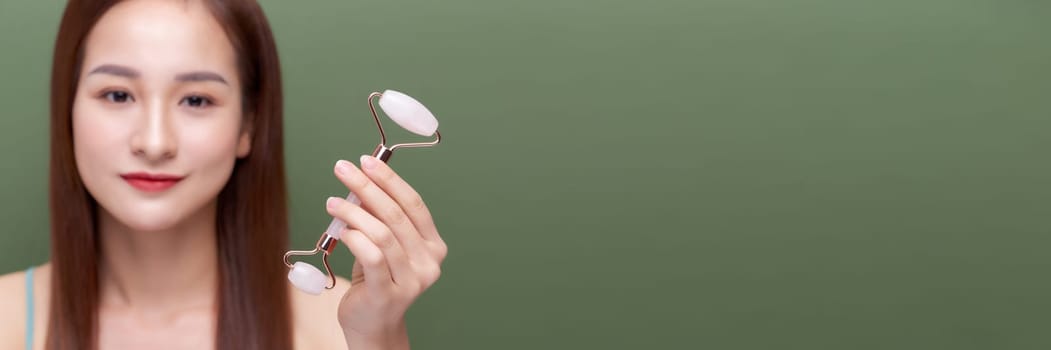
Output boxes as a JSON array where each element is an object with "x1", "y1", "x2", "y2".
[
  {"x1": 378, "y1": 89, "x2": 440, "y2": 137},
  {"x1": 288, "y1": 261, "x2": 327, "y2": 295}
]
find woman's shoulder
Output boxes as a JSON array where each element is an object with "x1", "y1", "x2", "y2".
[
  {"x1": 290, "y1": 275, "x2": 353, "y2": 350},
  {"x1": 0, "y1": 263, "x2": 50, "y2": 350},
  {"x1": 0, "y1": 268, "x2": 30, "y2": 347}
]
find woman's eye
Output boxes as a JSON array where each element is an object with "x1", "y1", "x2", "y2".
[
  {"x1": 102, "y1": 91, "x2": 132, "y2": 103},
  {"x1": 181, "y1": 95, "x2": 213, "y2": 108}
]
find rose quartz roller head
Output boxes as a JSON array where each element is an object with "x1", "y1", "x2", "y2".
[{"x1": 283, "y1": 90, "x2": 442, "y2": 295}]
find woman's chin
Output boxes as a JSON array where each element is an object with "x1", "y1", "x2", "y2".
[
  {"x1": 109, "y1": 211, "x2": 184, "y2": 233},
  {"x1": 124, "y1": 217, "x2": 183, "y2": 233},
  {"x1": 98, "y1": 201, "x2": 202, "y2": 234}
]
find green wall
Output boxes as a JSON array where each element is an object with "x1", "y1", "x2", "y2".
[{"x1": 1, "y1": 0, "x2": 1049, "y2": 348}]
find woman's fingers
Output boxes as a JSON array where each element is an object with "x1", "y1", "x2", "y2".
[
  {"x1": 327, "y1": 158, "x2": 445, "y2": 297},
  {"x1": 339, "y1": 228, "x2": 389, "y2": 295},
  {"x1": 327, "y1": 197, "x2": 417, "y2": 290},
  {"x1": 334, "y1": 159, "x2": 432, "y2": 261},
  {"x1": 357, "y1": 156, "x2": 447, "y2": 259}
]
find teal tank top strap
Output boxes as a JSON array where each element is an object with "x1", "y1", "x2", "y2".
[{"x1": 25, "y1": 267, "x2": 34, "y2": 350}]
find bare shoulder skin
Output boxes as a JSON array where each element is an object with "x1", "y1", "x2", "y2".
[
  {"x1": 291, "y1": 275, "x2": 354, "y2": 350},
  {"x1": 0, "y1": 263, "x2": 50, "y2": 350}
]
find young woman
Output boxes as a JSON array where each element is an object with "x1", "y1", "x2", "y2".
[{"x1": 0, "y1": 0, "x2": 448, "y2": 349}]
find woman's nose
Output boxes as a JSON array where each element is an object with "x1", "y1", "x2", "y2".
[{"x1": 129, "y1": 100, "x2": 177, "y2": 161}]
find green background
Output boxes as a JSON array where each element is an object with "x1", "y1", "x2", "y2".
[{"x1": 2, "y1": 0, "x2": 1050, "y2": 348}]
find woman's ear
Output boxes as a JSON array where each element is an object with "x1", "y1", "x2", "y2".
[{"x1": 236, "y1": 122, "x2": 252, "y2": 158}]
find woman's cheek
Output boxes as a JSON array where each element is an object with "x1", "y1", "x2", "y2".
[{"x1": 180, "y1": 111, "x2": 243, "y2": 187}]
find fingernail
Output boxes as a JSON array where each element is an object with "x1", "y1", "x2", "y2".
[
  {"x1": 360, "y1": 155, "x2": 377, "y2": 170},
  {"x1": 326, "y1": 196, "x2": 339, "y2": 209},
  {"x1": 335, "y1": 160, "x2": 351, "y2": 175}
]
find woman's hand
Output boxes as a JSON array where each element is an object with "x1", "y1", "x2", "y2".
[{"x1": 326, "y1": 155, "x2": 448, "y2": 350}]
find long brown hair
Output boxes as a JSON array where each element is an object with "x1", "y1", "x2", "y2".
[{"x1": 48, "y1": 1, "x2": 292, "y2": 348}]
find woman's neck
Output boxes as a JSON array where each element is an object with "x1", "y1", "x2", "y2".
[{"x1": 97, "y1": 200, "x2": 219, "y2": 314}]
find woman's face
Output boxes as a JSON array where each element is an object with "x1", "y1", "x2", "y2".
[{"x1": 73, "y1": 0, "x2": 250, "y2": 232}]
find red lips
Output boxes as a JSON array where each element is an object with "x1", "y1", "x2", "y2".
[{"x1": 120, "y1": 172, "x2": 184, "y2": 192}]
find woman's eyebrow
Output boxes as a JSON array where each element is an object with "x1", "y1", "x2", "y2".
[
  {"x1": 84, "y1": 65, "x2": 227, "y2": 85},
  {"x1": 87, "y1": 64, "x2": 140, "y2": 79},
  {"x1": 175, "y1": 71, "x2": 228, "y2": 85}
]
